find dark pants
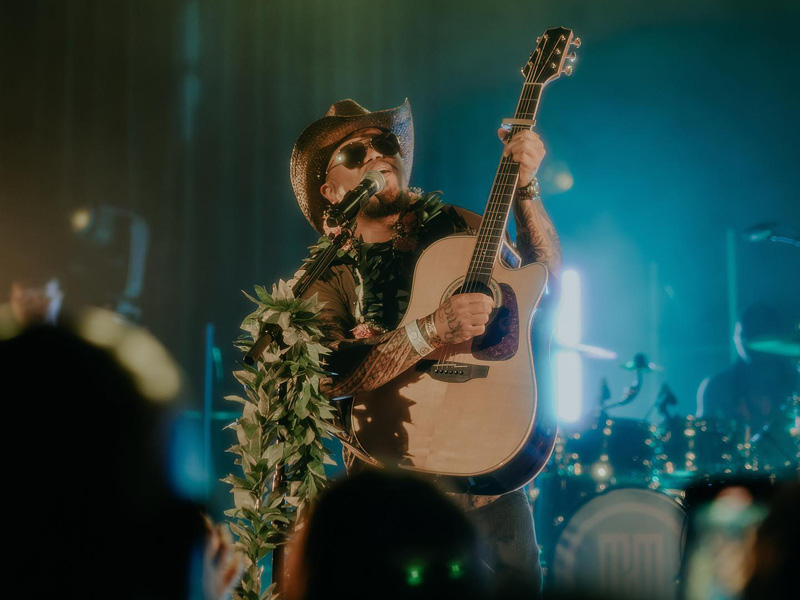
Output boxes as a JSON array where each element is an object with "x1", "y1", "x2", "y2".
[{"x1": 466, "y1": 490, "x2": 542, "y2": 596}]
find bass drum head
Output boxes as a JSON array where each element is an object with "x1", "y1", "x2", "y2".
[{"x1": 550, "y1": 488, "x2": 686, "y2": 600}]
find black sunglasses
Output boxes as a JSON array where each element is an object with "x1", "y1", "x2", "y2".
[{"x1": 326, "y1": 132, "x2": 401, "y2": 176}]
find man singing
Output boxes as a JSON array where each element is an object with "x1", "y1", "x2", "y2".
[{"x1": 290, "y1": 98, "x2": 560, "y2": 589}]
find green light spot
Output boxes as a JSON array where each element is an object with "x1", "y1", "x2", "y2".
[
  {"x1": 449, "y1": 561, "x2": 463, "y2": 579},
  {"x1": 407, "y1": 566, "x2": 422, "y2": 586}
]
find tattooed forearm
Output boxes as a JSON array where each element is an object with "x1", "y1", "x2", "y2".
[
  {"x1": 431, "y1": 301, "x2": 462, "y2": 346},
  {"x1": 514, "y1": 196, "x2": 562, "y2": 275},
  {"x1": 323, "y1": 327, "x2": 422, "y2": 397}
]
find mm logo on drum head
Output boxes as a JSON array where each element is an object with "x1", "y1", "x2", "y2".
[{"x1": 552, "y1": 488, "x2": 686, "y2": 600}]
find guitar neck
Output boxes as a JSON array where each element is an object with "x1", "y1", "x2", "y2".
[
  {"x1": 463, "y1": 83, "x2": 544, "y2": 289},
  {"x1": 461, "y1": 26, "x2": 576, "y2": 290}
]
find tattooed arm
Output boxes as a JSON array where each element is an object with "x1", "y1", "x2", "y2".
[
  {"x1": 452, "y1": 188, "x2": 561, "y2": 274},
  {"x1": 323, "y1": 293, "x2": 493, "y2": 397},
  {"x1": 304, "y1": 268, "x2": 493, "y2": 397},
  {"x1": 324, "y1": 328, "x2": 422, "y2": 397},
  {"x1": 497, "y1": 127, "x2": 562, "y2": 275},
  {"x1": 513, "y1": 185, "x2": 562, "y2": 275}
]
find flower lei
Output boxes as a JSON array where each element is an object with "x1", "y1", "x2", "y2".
[{"x1": 306, "y1": 190, "x2": 457, "y2": 339}]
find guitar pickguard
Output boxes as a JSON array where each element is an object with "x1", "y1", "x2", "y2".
[{"x1": 471, "y1": 283, "x2": 519, "y2": 360}]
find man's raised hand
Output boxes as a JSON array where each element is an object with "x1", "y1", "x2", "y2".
[{"x1": 498, "y1": 128, "x2": 546, "y2": 188}]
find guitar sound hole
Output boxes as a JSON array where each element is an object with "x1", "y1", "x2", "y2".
[{"x1": 452, "y1": 281, "x2": 494, "y2": 301}]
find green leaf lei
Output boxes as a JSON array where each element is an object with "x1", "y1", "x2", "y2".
[
  {"x1": 226, "y1": 280, "x2": 340, "y2": 600},
  {"x1": 223, "y1": 192, "x2": 465, "y2": 598}
]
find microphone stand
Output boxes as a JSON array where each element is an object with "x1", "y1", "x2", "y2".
[
  {"x1": 241, "y1": 222, "x2": 357, "y2": 591},
  {"x1": 244, "y1": 226, "x2": 356, "y2": 365},
  {"x1": 748, "y1": 358, "x2": 800, "y2": 465},
  {"x1": 603, "y1": 366, "x2": 645, "y2": 412},
  {"x1": 644, "y1": 383, "x2": 678, "y2": 422}
]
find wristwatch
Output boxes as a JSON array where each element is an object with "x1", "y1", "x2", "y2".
[{"x1": 517, "y1": 177, "x2": 540, "y2": 202}]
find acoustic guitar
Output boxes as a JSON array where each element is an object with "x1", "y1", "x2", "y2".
[{"x1": 347, "y1": 27, "x2": 580, "y2": 495}]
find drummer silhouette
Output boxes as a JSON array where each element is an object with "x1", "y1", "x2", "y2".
[{"x1": 696, "y1": 304, "x2": 797, "y2": 470}]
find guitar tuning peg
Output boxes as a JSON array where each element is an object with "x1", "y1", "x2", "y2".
[
  {"x1": 536, "y1": 37, "x2": 541, "y2": 43},
  {"x1": 572, "y1": 37, "x2": 582, "y2": 48},
  {"x1": 567, "y1": 52, "x2": 577, "y2": 62},
  {"x1": 564, "y1": 65, "x2": 574, "y2": 76}
]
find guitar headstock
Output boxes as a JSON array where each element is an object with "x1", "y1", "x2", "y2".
[{"x1": 522, "y1": 27, "x2": 580, "y2": 85}]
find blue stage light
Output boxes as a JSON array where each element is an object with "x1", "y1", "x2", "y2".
[{"x1": 556, "y1": 269, "x2": 583, "y2": 423}]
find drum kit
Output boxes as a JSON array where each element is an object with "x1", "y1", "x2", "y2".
[{"x1": 535, "y1": 333, "x2": 800, "y2": 599}]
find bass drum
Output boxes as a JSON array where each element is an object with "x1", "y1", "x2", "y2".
[{"x1": 550, "y1": 488, "x2": 686, "y2": 600}]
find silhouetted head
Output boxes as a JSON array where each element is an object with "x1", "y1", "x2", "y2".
[
  {"x1": 733, "y1": 304, "x2": 784, "y2": 363},
  {"x1": 0, "y1": 325, "x2": 204, "y2": 599},
  {"x1": 285, "y1": 469, "x2": 487, "y2": 600}
]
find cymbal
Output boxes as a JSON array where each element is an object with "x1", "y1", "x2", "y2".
[
  {"x1": 746, "y1": 332, "x2": 800, "y2": 358},
  {"x1": 554, "y1": 341, "x2": 618, "y2": 360}
]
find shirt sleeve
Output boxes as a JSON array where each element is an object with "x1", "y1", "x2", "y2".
[{"x1": 301, "y1": 266, "x2": 375, "y2": 392}]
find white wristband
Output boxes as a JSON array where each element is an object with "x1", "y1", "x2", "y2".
[{"x1": 405, "y1": 320, "x2": 434, "y2": 356}]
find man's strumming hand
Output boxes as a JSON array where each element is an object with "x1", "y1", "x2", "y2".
[{"x1": 430, "y1": 293, "x2": 494, "y2": 346}]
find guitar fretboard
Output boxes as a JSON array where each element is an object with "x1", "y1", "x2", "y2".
[{"x1": 461, "y1": 82, "x2": 544, "y2": 291}]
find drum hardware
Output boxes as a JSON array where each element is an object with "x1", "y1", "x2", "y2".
[
  {"x1": 656, "y1": 415, "x2": 738, "y2": 481},
  {"x1": 620, "y1": 352, "x2": 664, "y2": 373},
  {"x1": 553, "y1": 341, "x2": 619, "y2": 360},
  {"x1": 742, "y1": 220, "x2": 800, "y2": 247},
  {"x1": 600, "y1": 352, "x2": 661, "y2": 413},
  {"x1": 742, "y1": 393, "x2": 800, "y2": 473},
  {"x1": 536, "y1": 338, "x2": 799, "y2": 596},
  {"x1": 561, "y1": 415, "x2": 659, "y2": 492},
  {"x1": 598, "y1": 377, "x2": 611, "y2": 405},
  {"x1": 644, "y1": 382, "x2": 678, "y2": 421},
  {"x1": 744, "y1": 325, "x2": 800, "y2": 469}
]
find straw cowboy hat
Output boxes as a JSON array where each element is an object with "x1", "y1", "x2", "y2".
[{"x1": 290, "y1": 99, "x2": 414, "y2": 233}]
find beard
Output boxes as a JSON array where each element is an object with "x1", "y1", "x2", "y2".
[{"x1": 360, "y1": 187, "x2": 412, "y2": 219}]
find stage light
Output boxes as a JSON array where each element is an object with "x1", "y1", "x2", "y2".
[
  {"x1": 556, "y1": 270, "x2": 581, "y2": 344},
  {"x1": 555, "y1": 269, "x2": 583, "y2": 422},
  {"x1": 590, "y1": 460, "x2": 613, "y2": 482},
  {"x1": 77, "y1": 307, "x2": 182, "y2": 402},
  {"x1": 70, "y1": 207, "x2": 93, "y2": 233},
  {"x1": 68, "y1": 205, "x2": 150, "y2": 320},
  {"x1": 448, "y1": 561, "x2": 463, "y2": 579},
  {"x1": 556, "y1": 352, "x2": 583, "y2": 422},
  {"x1": 406, "y1": 565, "x2": 423, "y2": 586},
  {"x1": 554, "y1": 170, "x2": 574, "y2": 192}
]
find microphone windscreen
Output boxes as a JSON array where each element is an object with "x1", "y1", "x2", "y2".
[
  {"x1": 363, "y1": 170, "x2": 386, "y2": 193},
  {"x1": 743, "y1": 221, "x2": 776, "y2": 242}
]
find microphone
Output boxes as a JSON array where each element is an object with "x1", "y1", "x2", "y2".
[
  {"x1": 743, "y1": 221, "x2": 800, "y2": 247},
  {"x1": 325, "y1": 171, "x2": 386, "y2": 229},
  {"x1": 743, "y1": 222, "x2": 777, "y2": 242},
  {"x1": 656, "y1": 383, "x2": 678, "y2": 417}
]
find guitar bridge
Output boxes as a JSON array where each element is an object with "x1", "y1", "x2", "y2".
[{"x1": 416, "y1": 360, "x2": 490, "y2": 383}]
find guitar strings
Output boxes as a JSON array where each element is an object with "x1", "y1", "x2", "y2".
[
  {"x1": 433, "y1": 39, "x2": 554, "y2": 369},
  {"x1": 463, "y1": 38, "x2": 553, "y2": 292}
]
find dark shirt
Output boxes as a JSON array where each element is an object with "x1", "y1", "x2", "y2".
[
  {"x1": 698, "y1": 357, "x2": 798, "y2": 471},
  {"x1": 698, "y1": 358, "x2": 795, "y2": 431}
]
